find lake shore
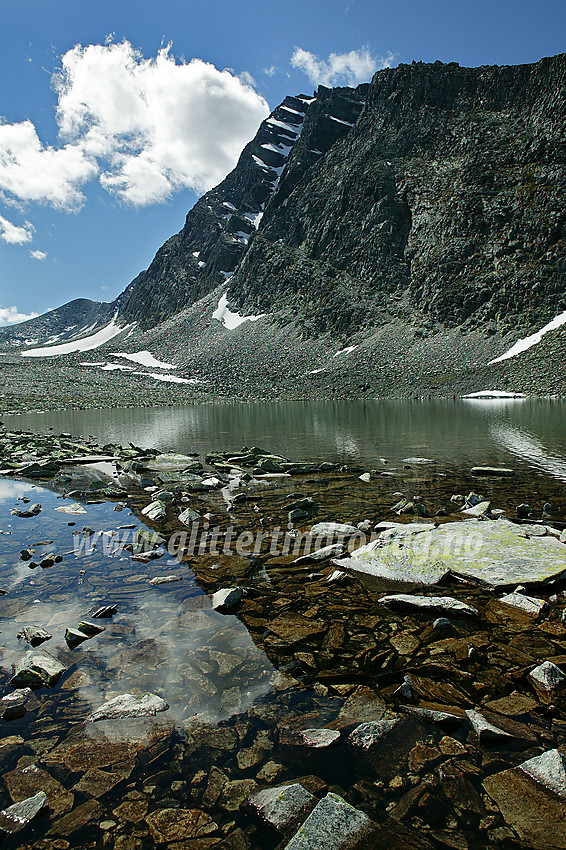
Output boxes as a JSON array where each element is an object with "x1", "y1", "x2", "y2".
[{"x1": 1, "y1": 425, "x2": 566, "y2": 848}]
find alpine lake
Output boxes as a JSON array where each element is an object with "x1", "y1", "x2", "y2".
[{"x1": 1, "y1": 398, "x2": 566, "y2": 850}]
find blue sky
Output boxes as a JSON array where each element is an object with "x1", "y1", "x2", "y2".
[{"x1": 0, "y1": 0, "x2": 564, "y2": 325}]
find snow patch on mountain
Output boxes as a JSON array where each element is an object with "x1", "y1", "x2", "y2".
[
  {"x1": 212, "y1": 293, "x2": 266, "y2": 330},
  {"x1": 490, "y1": 309, "x2": 566, "y2": 363},
  {"x1": 109, "y1": 351, "x2": 177, "y2": 369},
  {"x1": 21, "y1": 319, "x2": 134, "y2": 357}
]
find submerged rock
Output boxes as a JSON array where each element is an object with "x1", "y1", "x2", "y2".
[
  {"x1": 268, "y1": 613, "x2": 326, "y2": 643},
  {"x1": 88, "y1": 692, "x2": 169, "y2": 722},
  {"x1": 0, "y1": 791, "x2": 49, "y2": 834},
  {"x1": 484, "y1": 764, "x2": 566, "y2": 849},
  {"x1": 378, "y1": 594, "x2": 478, "y2": 617},
  {"x1": 284, "y1": 792, "x2": 375, "y2": 849},
  {"x1": 348, "y1": 719, "x2": 400, "y2": 750},
  {"x1": 249, "y1": 783, "x2": 317, "y2": 836},
  {"x1": 11, "y1": 651, "x2": 66, "y2": 689},
  {"x1": 281, "y1": 728, "x2": 340, "y2": 749},
  {"x1": 17, "y1": 626, "x2": 52, "y2": 647},
  {"x1": 146, "y1": 807, "x2": 217, "y2": 843}
]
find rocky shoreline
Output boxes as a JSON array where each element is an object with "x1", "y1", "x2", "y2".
[
  {"x1": 1, "y1": 426, "x2": 566, "y2": 849},
  {"x1": 3, "y1": 312, "x2": 566, "y2": 415}
]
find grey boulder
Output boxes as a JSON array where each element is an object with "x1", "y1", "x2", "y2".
[{"x1": 88, "y1": 692, "x2": 169, "y2": 722}]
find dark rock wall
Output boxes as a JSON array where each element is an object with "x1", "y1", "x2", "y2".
[{"x1": 228, "y1": 55, "x2": 566, "y2": 338}]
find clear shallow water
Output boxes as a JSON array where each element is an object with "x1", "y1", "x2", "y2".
[
  {"x1": 0, "y1": 479, "x2": 275, "y2": 732},
  {"x1": 5, "y1": 397, "x2": 566, "y2": 480}
]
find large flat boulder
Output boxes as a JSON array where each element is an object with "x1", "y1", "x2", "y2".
[{"x1": 335, "y1": 519, "x2": 566, "y2": 588}]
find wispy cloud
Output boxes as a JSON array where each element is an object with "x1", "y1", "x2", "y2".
[
  {"x1": 0, "y1": 305, "x2": 39, "y2": 326},
  {"x1": 0, "y1": 214, "x2": 34, "y2": 245},
  {"x1": 0, "y1": 40, "x2": 270, "y2": 210},
  {"x1": 30, "y1": 249, "x2": 47, "y2": 260},
  {"x1": 291, "y1": 46, "x2": 395, "y2": 87}
]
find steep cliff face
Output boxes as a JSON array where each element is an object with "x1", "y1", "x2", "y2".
[
  {"x1": 117, "y1": 85, "x2": 367, "y2": 329},
  {"x1": 228, "y1": 55, "x2": 566, "y2": 338}
]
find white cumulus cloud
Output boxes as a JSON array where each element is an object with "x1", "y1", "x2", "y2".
[
  {"x1": 0, "y1": 214, "x2": 34, "y2": 245},
  {"x1": 30, "y1": 249, "x2": 47, "y2": 260},
  {"x1": 291, "y1": 46, "x2": 395, "y2": 87},
  {"x1": 0, "y1": 120, "x2": 96, "y2": 210},
  {"x1": 0, "y1": 305, "x2": 39, "y2": 326},
  {"x1": 0, "y1": 40, "x2": 270, "y2": 210}
]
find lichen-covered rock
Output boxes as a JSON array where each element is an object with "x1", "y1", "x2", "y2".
[
  {"x1": 249, "y1": 783, "x2": 317, "y2": 835},
  {"x1": 284, "y1": 792, "x2": 376, "y2": 849},
  {"x1": 87, "y1": 692, "x2": 169, "y2": 722},
  {"x1": 11, "y1": 650, "x2": 66, "y2": 689},
  {"x1": 0, "y1": 791, "x2": 48, "y2": 833}
]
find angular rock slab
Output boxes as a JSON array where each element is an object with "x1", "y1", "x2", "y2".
[
  {"x1": 141, "y1": 500, "x2": 167, "y2": 521},
  {"x1": 211, "y1": 587, "x2": 243, "y2": 612},
  {"x1": 519, "y1": 749, "x2": 566, "y2": 798},
  {"x1": 336, "y1": 519, "x2": 566, "y2": 588},
  {"x1": 146, "y1": 807, "x2": 217, "y2": 843},
  {"x1": 465, "y1": 710, "x2": 516, "y2": 746},
  {"x1": 0, "y1": 791, "x2": 48, "y2": 834},
  {"x1": 310, "y1": 522, "x2": 359, "y2": 538},
  {"x1": 348, "y1": 719, "x2": 400, "y2": 750},
  {"x1": 499, "y1": 591, "x2": 547, "y2": 616},
  {"x1": 379, "y1": 594, "x2": 478, "y2": 617},
  {"x1": 268, "y1": 613, "x2": 326, "y2": 643},
  {"x1": 400, "y1": 705, "x2": 464, "y2": 730},
  {"x1": 529, "y1": 660, "x2": 566, "y2": 692},
  {"x1": 11, "y1": 650, "x2": 66, "y2": 689},
  {"x1": 484, "y1": 767, "x2": 566, "y2": 850},
  {"x1": 249, "y1": 783, "x2": 317, "y2": 836},
  {"x1": 293, "y1": 543, "x2": 345, "y2": 564},
  {"x1": 284, "y1": 792, "x2": 375, "y2": 849},
  {"x1": 87, "y1": 692, "x2": 169, "y2": 722},
  {"x1": 281, "y1": 729, "x2": 341, "y2": 748},
  {"x1": 17, "y1": 626, "x2": 52, "y2": 647}
]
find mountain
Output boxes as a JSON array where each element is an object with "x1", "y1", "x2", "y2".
[
  {"x1": 2, "y1": 54, "x2": 566, "y2": 404},
  {"x1": 0, "y1": 299, "x2": 114, "y2": 348}
]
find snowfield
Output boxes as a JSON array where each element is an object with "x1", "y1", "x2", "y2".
[
  {"x1": 21, "y1": 319, "x2": 133, "y2": 357},
  {"x1": 490, "y1": 309, "x2": 566, "y2": 363}
]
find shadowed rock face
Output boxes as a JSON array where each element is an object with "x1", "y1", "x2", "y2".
[
  {"x1": 115, "y1": 54, "x2": 566, "y2": 342},
  {"x1": 229, "y1": 55, "x2": 566, "y2": 338},
  {"x1": 116, "y1": 87, "x2": 368, "y2": 330}
]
